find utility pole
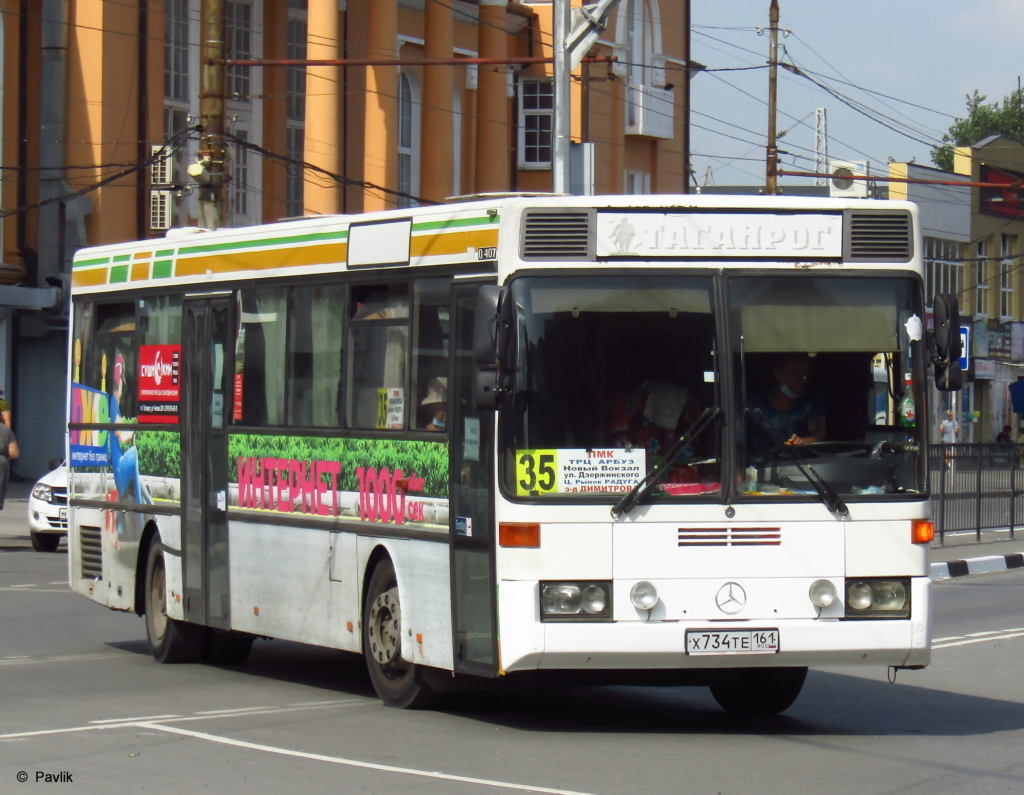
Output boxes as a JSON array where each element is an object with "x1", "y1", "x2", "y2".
[
  {"x1": 552, "y1": 0, "x2": 624, "y2": 195},
  {"x1": 765, "y1": 0, "x2": 780, "y2": 195},
  {"x1": 552, "y1": 0, "x2": 572, "y2": 195},
  {"x1": 681, "y1": 0, "x2": 691, "y2": 193},
  {"x1": 193, "y1": 0, "x2": 226, "y2": 229}
]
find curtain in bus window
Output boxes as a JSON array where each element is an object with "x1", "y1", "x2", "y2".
[
  {"x1": 288, "y1": 284, "x2": 344, "y2": 427},
  {"x1": 237, "y1": 289, "x2": 286, "y2": 426}
]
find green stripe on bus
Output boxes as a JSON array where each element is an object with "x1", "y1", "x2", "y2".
[
  {"x1": 180, "y1": 230, "x2": 348, "y2": 256},
  {"x1": 110, "y1": 265, "x2": 129, "y2": 283},
  {"x1": 74, "y1": 256, "x2": 110, "y2": 268},
  {"x1": 113, "y1": 254, "x2": 132, "y2": 263},
  {"x1": 412, "y1": 216, "x2": 498, "y2": 232},
  {"x1": 153, "y1": 260, "x2": 173, "y2": 279},
  {"x1": 155, "y1": 249, "x2": 175, "y2": 258}
]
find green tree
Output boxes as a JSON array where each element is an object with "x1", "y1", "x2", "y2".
[{"x1": 932, "y1": 89, "x2": 1024, "y2": 171}]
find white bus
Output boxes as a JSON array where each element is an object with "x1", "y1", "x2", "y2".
[{"x1": 66, "y1": 194, "x2": 960, "y2": 715}]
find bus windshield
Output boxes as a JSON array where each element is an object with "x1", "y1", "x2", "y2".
[
  {"x1": 503, "y1": 275, "x2": 721, "y2": 499},
  {"x1": 501, "y1": 273, "x2": 926, "y2": 502}
]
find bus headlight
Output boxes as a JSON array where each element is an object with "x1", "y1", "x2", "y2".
[
  {"x1": 844, "y1": 578, "x2": 910, "y2": 619},
  {"x1": 630, "y1": 581, "x2": 659, "y2": 611},
  {"x1": 808, "y1": 579, "x2": 837, "y2": 608},
  {"x1": 540, "y1": 581, "x2": 613, "y2": 621}
]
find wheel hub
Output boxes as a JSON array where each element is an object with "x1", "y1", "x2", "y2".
[{"x1": 368, "y1": 587, "x2": 401, "y2": 665}]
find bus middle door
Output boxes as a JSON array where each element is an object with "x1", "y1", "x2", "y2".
[{"x1": 181, "y1": 296, "x2": 232, "y2": 630}]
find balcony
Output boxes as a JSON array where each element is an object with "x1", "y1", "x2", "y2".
[{"x1": 624, "y1": 84, "x2": 675, "y2": 140}]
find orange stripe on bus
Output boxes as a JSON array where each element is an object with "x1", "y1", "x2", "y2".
[
  {"x1": 131, "y1": 262, "x2": 150, "y2": 281},
  {"x1": 411, "y1": 229, "x2": 498, "y2": 258},
  {"x1": 72, "y1": 268, "x2": 110, "y2": 288},
  {"x1": 134, "y1": 251, "x2": 153, "y2": 260},
  {"x1": 175, "y1": 243, "x2": 348, "y2": 277}
]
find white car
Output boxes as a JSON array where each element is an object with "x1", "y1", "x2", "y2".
[{"x1": 28, "y1": 463, "x2": 68, "y2": 552}]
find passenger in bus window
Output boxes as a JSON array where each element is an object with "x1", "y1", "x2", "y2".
[
  {"x1": 421, "y1": 377, "x2": 447, "y2": 431},
  {"x1": 747, "y1": 353, "x2": 825, "y2": 460},
  {"x1": 608, "y1": 380, "x2": 705, "y2": 465}
]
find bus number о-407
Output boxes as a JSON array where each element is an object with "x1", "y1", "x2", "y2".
[{"x1": 685, "y1": 629, "x2": 780, "y2": 655}]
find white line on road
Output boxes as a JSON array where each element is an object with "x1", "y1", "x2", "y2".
[
  {"x1": 90, "y1": 715, "x2": 182, "y2": 724},
  {"x1": 934, "y1": 629, "x2": 1024, "y2": 649},
  {"x1": 0, "y1": 652, "x2": 122, "y2": 666},
  {"x1": 0, "y1": 704, "x2": 595, "y2": 794},
  {"x1": 139, "y1": 722, "x2": 596, "y2": 795},
  {"x1": 195, "y1": 706, "x2": 274, "y2": 715}
]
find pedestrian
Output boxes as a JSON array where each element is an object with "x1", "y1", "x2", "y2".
[
  {"x1": 0, "y1": 419, "x2": 20, "y2": 509},
  {"x1": 940, "y1": 409, "x2": 959, "y2": 469},
  {"x1": 996, "y1": 425, "x2": 1012, "y2": 444},
  {"x1": 0, "y1": 385, "x2": 11, "y2": 427}
]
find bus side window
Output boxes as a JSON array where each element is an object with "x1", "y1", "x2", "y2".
[
  {"x1": 412, "y1": 278, "x2": 450, "y2": 430},
  {"x1": 348, "y1": 284, "x2": 410, "y2": 430}
]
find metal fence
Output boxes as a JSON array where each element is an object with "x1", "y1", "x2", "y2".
[{"x1": 930, "y1": 443, "x2": 1023, "y2": 544}]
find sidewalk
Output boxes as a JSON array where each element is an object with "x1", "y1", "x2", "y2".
[
  {"x1": 3, "y1": 478, "x2": 1023, "y2": 579},
  {"x1": 929, "y1": 530, "x2": 1024, "y2": 581}
]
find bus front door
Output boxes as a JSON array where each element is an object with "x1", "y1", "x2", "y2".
[
  {"x1": 449, "y1": 285, "x2": 499, "y2": 676},
  {"x1": 180, "y1": 296, "x2": 232, "y2": 630}
]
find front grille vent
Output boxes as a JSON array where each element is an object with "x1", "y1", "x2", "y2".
[
  {"x1": 845, "y1": 211, "x2": 913, "y2": 262},
  {"x1": 80, "y1": 525, "x2": 103, "y2": 579},
  {"x1": 678, "y1": 527, "x2": 782, "y2": 547},
  {"x1": 521, "y1": 210, "x2": 594, "y2": 260}
]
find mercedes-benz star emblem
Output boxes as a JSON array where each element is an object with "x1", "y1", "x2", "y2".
[{"x1": 715, "y1": 582, "x2": 747, "y2": 615}]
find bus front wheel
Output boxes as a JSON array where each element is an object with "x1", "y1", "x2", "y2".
[
  {"x1": 363, "y1": 558, "x2": 437, "y2": 709},
  {"x1": 144, "y1": 541, "x2": 207, "y2": 664},
  {"x1": 709, "y1": 667, "x2": 807, "y2": 716}
]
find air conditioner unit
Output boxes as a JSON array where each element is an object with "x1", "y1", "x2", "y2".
[
  {"x1": 151, "y1": 145, "x2": 174, "y2": 187},
  {"x1": 150, "y1": 190, "x2": 175, "y2": 232},
  {"x1": 829, "y1": 159, "x2": 870, "y2": 198}
]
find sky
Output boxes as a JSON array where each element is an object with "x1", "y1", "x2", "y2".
[{"x1": 687, "y1": 0, "x2": 1024, "y2": 189}]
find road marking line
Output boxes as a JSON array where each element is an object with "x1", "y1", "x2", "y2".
[
  {"x1": 0, "y1": 588, "x2": 75, "y2": 594},
  {"x1": 934, "y1": 630, "x2": 1024, "y2": 649},
  {"x1": 0, "y1": 652, "x2": 121, "y2": 667},
  {"x1": 9, "y1": 584, "x2": 37, "y2": 588},
  {"x1": 196, "y1": 706, "x2": 274, "y2": 715},
  {"x1": 90, "y1": 715, "x2": 182, "y2": 724},
  {"x1": 139, "y1": 722, "x2": 596, "y2": 795}
]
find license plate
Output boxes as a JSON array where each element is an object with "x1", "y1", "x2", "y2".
[
  {"x1": 686, "y1": 629, "x2": 779, "y2": 655},
  {"x1": 59, "y1": 508, "x2": 68, "y2": 521}
]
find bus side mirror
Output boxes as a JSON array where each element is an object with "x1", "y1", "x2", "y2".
[
  {"x1": 932, "y1": 293, "x2": 962, "y2": 392},
  {"x1": 473, "y1": 285, "x2": 507, "y2": 409}
]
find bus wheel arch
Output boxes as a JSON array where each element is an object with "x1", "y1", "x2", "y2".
[
  {"x1": 362, "y1": 552, "x2": 438, "y2": 709},
  {"x1": 134, "y1": 521, "x2": 161, "y2": 617},
  {"x1": 143, "y1": 536, "x2": 207, "y2": 663}
]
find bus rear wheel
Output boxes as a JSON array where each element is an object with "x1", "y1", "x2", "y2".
[
  {"x1": 363, "y1": 558, "x2": 437, "y2": 709},
  {"x1": 144, "y1": 541, "x2": 207, "y2": 664},
  {"x1": 709, "y1": 667, "x2": 807, "y2": 716}
]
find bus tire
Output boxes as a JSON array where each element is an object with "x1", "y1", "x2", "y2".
[
  {"x1": 709, "y1": 667, "x2": 807, "y2": 716},
  {"x1": 204, "y1": 629, "x2": 254, "y2": 666},
  {"x1": 363, "y1": 558, "x2": 437, "y2": 709},
  {"x1": 144, "y1": 541, "x2": 207, "y2": 664}
]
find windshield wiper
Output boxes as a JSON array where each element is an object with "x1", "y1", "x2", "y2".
[
  {"x1": 747, "y1": 408, "x2": 849, "y2": 519},
  {"x1": 611, "y1": 407, "x2": 721, "y2": 520}
]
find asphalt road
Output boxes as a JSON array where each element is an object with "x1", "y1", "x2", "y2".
[{"x1": 2, "y1": 486, "x2": 1023, "y2": 794}]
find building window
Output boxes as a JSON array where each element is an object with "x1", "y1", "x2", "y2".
[
  {"x1": 286, "y1": 6, "x2": 307, "y2": 218},
  {"x1": 975, "y1": 239, "x2": 990, "y2": 316},
  {"x1": 164, "y1": 0, "x2": 190, "y2": 102},
  {"x1": 518, "y1": 79, "x2": 553, "y2": 169},
  {"x1": 226, "y1": 0, "x2": 253, "y2": 103},
  {"x1": 625, "y1": 170, "x2": 650, "y2": 195},
  {"x1": 1001, "y1": 234, "x2": 1016, "y2": 319},
  {"x1": 398, "y1": 71, "x2": 421, "y2": 209},
  {"x1": 924, "y1": 237, "x2": 964, "y2": 304},
  {"x1": 230, "y1": 128, "x2": 249, "y2": 219}
]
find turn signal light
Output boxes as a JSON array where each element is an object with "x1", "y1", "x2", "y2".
[
  {"x1": 499, "y1": 522, "x2": 540, "y2": 548},
  {"x1": 911, "y1": 519, "x2": 934, "y2": 545}
]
